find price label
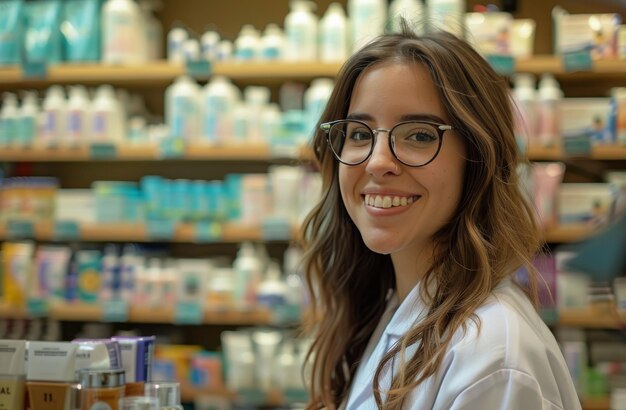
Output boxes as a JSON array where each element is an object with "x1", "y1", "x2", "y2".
[
  {"x1": 563, "y1": 135, "x2": 592, "y2": 157},
  {"x1": 7, "y1": 219, "x2": 35, "y2": 239},
  {"x1": 194, "y1": 221, "x2": 223, "y2": 243},
  {"x1": 283, "y1": 388, "x2": 309, "y2": 404},
  {"x1": 22, "y1": 61, "x2": 47, "y2": 78},
  {"x1": 271, "y1": 303, "x2": 302, "y2": 325},
  {"x1": 486, "y1": 54, "x2": 515, "y2": 76},
  {"x1": 159, "y1": 137, "x2": 186, "y2": 159},
  {"x1": 53, "y1": 220, "x2": 80, "y2": 240},
  {"x1": 146, "y1": 220, "x2": 176, "y2": 240},
  {"x1": 185, "y1": 59, "x2": 212, "y2": 78},
  {"x1": 90, "y1": 143, "x2": 117, "y2": 159},
  {"x1": 562, "y1": 49, "x2": 593, "y2": 72},
  {"x1": 235, "y1": 388, "x2": 267, "y2": 405},
  {"x1": 261, "y1": 217, "x2": 292, "y2": 241},
  {"x1": 174, "y1": 301, "x2": 203, "y2": 324},
  {"x1": 102, "y1": 299, "x2": 129, "y2": 322},
  {"x1": 27, "y1": 298, "x2": 48, "y2": 317}
]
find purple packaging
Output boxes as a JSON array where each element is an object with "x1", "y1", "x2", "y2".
[
  {"x1": 71, "y1": 339, "x2": 122, "y2": 374},
  {"x1": 111, "y1": 336, "x2": 156, "y2": 382}
]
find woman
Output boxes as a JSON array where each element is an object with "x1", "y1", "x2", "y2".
[{"x1": 300, "y1": 26, "x2": 580, "y2": 410}]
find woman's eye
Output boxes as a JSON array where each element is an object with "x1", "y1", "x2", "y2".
[
  {"x1": 408, "y1": 131, "x2": 436, "y2": 143},
  {"x1": 349, "y1": 130, "x2": 372, "y2": 141}
]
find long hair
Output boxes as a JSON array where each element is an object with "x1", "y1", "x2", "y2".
[{"x1": 300, "y1": 26, "x2": 542, "y2": 409}]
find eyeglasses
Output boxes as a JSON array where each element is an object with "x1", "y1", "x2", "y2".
[{"x1": 320, "y1": 119, "x2": 454, "y2": 167}]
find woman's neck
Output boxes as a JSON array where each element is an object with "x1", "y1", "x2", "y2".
[{"x1": 391, "y1": 245, "x2": 434, "y2": 302}]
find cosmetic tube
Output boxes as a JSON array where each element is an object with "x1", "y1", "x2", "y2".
[
  {"x1": 111, "y1": 336, "x2": 155, "y2": 397},
  {"x1": 0, "y1": 339, "x2": 26, "y2": 410},
  {"x1": 79, "y1": 368, "x2": 125, "y2": 410},
  {"x1": 27, "y1": 341, "x2": 79, "y2": 410},
  {"x1": 73, "y1": 339, "x2": 122, "y2": 375}
]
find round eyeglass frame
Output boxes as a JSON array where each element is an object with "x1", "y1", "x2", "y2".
[{"x1": 320, "y1": 119, "x2": 454, "y2": 167}]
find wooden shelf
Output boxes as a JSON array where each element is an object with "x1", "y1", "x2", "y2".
[
  {"x1": 543, "y1": 224, "x2": 596, "y2": 243},
  {"x1": 516, "y1": 56, "x2": 626, "y2": 80},
  {"x1": 527, "y1": 145, "x2": 626, "y2": 161},
  {"x1": 582, "y1": 397, "x2": 610, "y2": 410},
  {"x1": 0, "y1": 302, "x2": 274, "y2": 325},
  {"x1": 559, "y1": 309, "x2": 625, "y2": 329},
  {"x1": 213, "y1": 61, "x2": 341, "y2": 80}
]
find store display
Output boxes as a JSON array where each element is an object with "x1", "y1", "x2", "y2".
[
  {"x1": 284, "y1": 0, "x2": 318, "y2": 61},
  {"x1": 0, "y1": 339, "x2": 26, "y2": 410},
  {"x1": 23, "y1": 0, "x2": 63, "y2": 64},
  {"x1": 319, "y1": 2, "x2": 349, "y2": 62}
]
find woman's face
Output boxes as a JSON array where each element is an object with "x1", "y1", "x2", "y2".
[{"x1": 338, "y1": 62, "x2": 467, "y2": 257}]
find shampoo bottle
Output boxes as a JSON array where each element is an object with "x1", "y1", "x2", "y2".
[
  {"x1": 233, "y1": 242, "x2": 263, "y2": 308},
  {"x1": 102, "y1": 0, "x2": 147, "y2": 64},
  {"x1": 201, "y1": 29, "x2": 220, "y2": 61},
  {"x1": 235, "y1": 25, "x2": 260, "y2": 61},
  {"x1": 284, "y1": 0, "x2": 318, "y2": 61},
  {"x1": 319, "y1": 2, "x2": 348, "y2": 62},
  {"x1": 260, "y1": 24, "x2": 285, "y2": 60},
  {"x1": 165, "y1": 75, "x2": 200, "y2": 140},
  {"x1": 201, "y1": 76, "x2": 240, "y2": 144},
  {"x1": 167, "y1": 25, "x2": 188, "y2": 63},
  {"x1": 66, "y1": 85, "x2": 91, "y2": 147},
  {"x1": 41, "y1": 86, "x2": 66, "y2": 147},
  {"x1": 0, "y1": 92, "x2": 18, "y2": 146},
  {"x1": 91, "y1": 84, "x2": 125, "y2": 143},
  {"x1": 18, "y1": 91, "x2": 39, "y2": 147},
  {"x1": 537, "y1": 73, "x2": 562, "y2": 148}
]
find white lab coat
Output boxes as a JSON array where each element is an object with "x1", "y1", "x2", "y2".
[{"x1": 342, "y1": 279, "x2": 582, "y2": 410}]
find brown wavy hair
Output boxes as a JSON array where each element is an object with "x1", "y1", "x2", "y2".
[{"x1": 300, "y1": 26, "x2": 543, "y2": 409}]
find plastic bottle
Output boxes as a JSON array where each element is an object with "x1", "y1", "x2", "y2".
[
  {"x1": 537, "y1": 73, "x2": 562, "y2": 148},
  {"x1": 201, "y1": 76, "x2": 240, "y2": 144},
  {"x1": 41, "y1": 86, "x2": 66, "y2": 146},
  {"x1": 235, "y1": 25, "x2": 260, "y2": 61},
  {"x1": 389, "y1": 0, "x2": 424, "y2": 34},
  {"x1": 183, "y1": 38, "x2": 201, "y2": 61},
  {"x1": 0, "y1": 92, "x2": 19, "y2": 146},
  {"x1": 167, "y1": 25, "x2": 188, "y2": 63},
  {"x1": 257, "y1": 261, "x2": 288, "y2": 309},
  {"x1": 427, "y1": 0, "x2": 464, "y2": 37},
  {"x1": 348, "y1": 0, "x2": 387, "y2": 51},
  {"x1": 244, "y1": 86, "x2": 271, "y2": 143},
  {"x1": 319, "y1": 3, "x2": 348, "y2": 62},
  {"x1": 102, "y1": 0, "x2": 147, "y2": 65},
  {"x1": 260, "y1": 24, "x2": 285, "y2": 60},
  {"x1": 233, "y1": 242, "x2": 263, "y2": 308},
  {"x1": 165, "y1": 75, "x2": 200, "y2": 139},
  {"x1": 261, "y1": 103, "x2": 282, "y2": 144},
  {"x1": 91, "y1": 84, "x2": 125, "y2": 143},
  {"x1": 17, "y1": 91, "x2": 39, "y2": 146},
  {"x1": 66, "y1": 85, "x2": 91, "y2": 146},
  {"x1": 100, "y1": 244, "x2": 120, "y2": 301},
  {"x1": 216, "y1": 40, "x2": 233, "y2": 61},
  {"x1": 141, "y1": 1, "x2": 163, "y2": 60},
  {"x1": 512, "y1": 74, "x2": 537, "y2": 152},
  {"x1": 284, "y1": 0, "x2": 318, "y2": 61},
  {"x1": 201, "y1": 29, "x2": 220, "y2": 61},
  {"x1": 305, "y1": 78, "x2": 335, "y2": 134}
]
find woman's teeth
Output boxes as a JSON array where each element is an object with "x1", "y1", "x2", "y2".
[{"x1": 364, "y1": 194, "x2": 418, "y2": 209}]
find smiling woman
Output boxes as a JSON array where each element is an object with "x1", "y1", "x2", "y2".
[{"x1": 300, "y1": 22, "x2": 581, "y2": 410}]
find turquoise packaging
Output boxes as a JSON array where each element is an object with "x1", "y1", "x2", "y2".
[
  {"x1": 24, "y1": 0, "x2": 63, "y2": 63},
  {"x1": 224, "y1": 174, "x2": 242, "y2": 221},
  {"x1": 62, "y1": 0, "x2": 101, "y2": 62},
  {"x1": 76, "y1": 249, "x2": 102, "y2": 302},
  {"x1": 0, "y1": 0, "x2": 23, "y2": 65}
]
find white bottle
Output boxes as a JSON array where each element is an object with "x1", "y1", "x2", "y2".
[
  {"x1": 201, "y1": 29, "x2": 220, "y2": 61},
  {"x1": 537, "y1": 73, "x2": 562, "y2": 148},
  {"x1": 167, "y1": 25, "x2": 188, "y2": 63},
  {"x1": 389, "y1": 0, "x2": 424, "y2": 34},
  {"x1": 183, "y1": 38, "x2": 201, "y2": 61},
  {"x1": 305, "y1": 78, "x2": 335, "y2": 133},
  {"x1": 141, "y1": 2, "x2": 163, "y2": 60},
  {"x1": 284, "y1": 0, "x2": 318, "y2": 61},
  {"x1": 283, "y1": 244, "x2": 305, "y2": 308},
  {"x1": 91, "y1": 84, "x2": 125, "y2": 143},
  {"x1": 201, "y1": 75, "x2": 240, "y2": 144},
  {"x1": 348, "y1": 0, "x2": 387, "y2": 51},
  {"x1": 261, "y1": 103, "x2": 282, "y2": 145},
  {"x1": 244, "y1": 86, "x2": 271, "y2": 143},
  {"x1": 165, "y1": 75, "x2": 200, "y2": 139},
  {"x1": 235, "y1": 25, "x2": 260, "y2": 61},
  {"x1": 18, "y1": 91, "x2": 39, "y2": 146},
  {"x1": 260, "y1": 24, "x2": 285, "y2": 60},
  {"x1": 41, "y1": 86, "x2": 66, "y2": 146},
  {"x1": 216, "y1": 40, "x2": 233, "y2": 61},
  {"x1": 427, "y1": 0, "x2": 465, "y2": 37},
  {"x1": 512, "y1": 74, "x2": 537, "y2": 151},
  {"x1": 102, "y1": 0, "x2": 147, "y2": 65},
  {"x1": 1, "y1": 93, "x2": 19, "y2": 146},
  {"x1": 319, "y1": 2, "x2": 348, "y2": 62},
  {"x1": 66, "y1": 85, "x2": 91, "y2": 146},
  {"x1": 233, "y1": 242, "x2": 263, "y2": 308},
  {"x1": 257, "y1": 261, "x2": 288, "y2": 309}
]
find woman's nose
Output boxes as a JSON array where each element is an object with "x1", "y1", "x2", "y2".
[{"x1": 364, "y1": 131, "x2": 401, "y2": 177}]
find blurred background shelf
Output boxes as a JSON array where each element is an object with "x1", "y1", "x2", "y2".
[
  {"x1": 581, "y1": 397, "x2": 610, "y2": 410},
  {"x1": 527, "y1": 145, "x2": 626, "y2": 161},
  {"x1": 558, "y1": 309, "x2": 625, "y2": 329}
]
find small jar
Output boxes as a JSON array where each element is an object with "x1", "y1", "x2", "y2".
[
  {"x1": 80, "y1": 368, "x2": 125, "y2": 410},
  {"x1": 119, "y1": 396, "x2": 159, "y2": 410}
]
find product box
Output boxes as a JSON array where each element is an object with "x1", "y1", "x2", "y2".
[
  {"x1": 553, "y1": 10, "x2": 621, "y2": 58},
  {"x1": 75, "y1": 249, "x2": 102, "y2": 302},
  {"x1": 465, "y1": 12, "x2": 513, "y2": 56},
  {"x1": 560, "y1": 98, "x2": 612, "y2": 145},
  {"x1": 558, "y1": 183, "x2": 617, "y2": 226}
]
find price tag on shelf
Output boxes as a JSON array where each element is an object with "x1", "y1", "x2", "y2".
[
  {"x1": 235, "y1": 388, "x2": 267, "y2": 405},
  {"x1": 261, "y1": 217, "x2": 292, "y2": 241},
  {"x1": 283, "y1": 388, "x2": 309, "y2": 404},
  {"x1": 22, "y1": 61, "x2": 47, "y2": 78},
  {"x1": 27, "y1": 298, "x2": 48, "y2": 317},
  {"x1": 7, "y1": 219, "x2": 35, "y2": 239},
  {"x1": 146, "y1": 219, "x2": 176, "y2": 240},
  {"x1": 90, "y1": 143, "x2": 117, "y2": 159},
  {"x1": 174, "y1": 301, "x2": 203, "y2": 324},
  {"x1": 159, "y1": 137, "x2": 186, "y2": 159},
  {"x1": 53, "y1": 220, "x2": 80, "y2": 241},
  {"x1": 185, "y1": 59, "x2": 212, "y2": 78},
  {"x1": 486, "y1": 54, "x2": 515, "y2": 76},
  {"x1": 194, "y1": 221, "x2": 223, "y2": 243},
  {"x1": 563, "y1": 135, "x2": 592, "y2": 157},
  {"x1": 562, "y1": 49, "x2": 593, "y2": 72},
  {"x1": 102, "y1": 299, "x2": 129, "y2": 322}
]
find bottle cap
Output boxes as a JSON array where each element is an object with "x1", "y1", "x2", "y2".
[{"x1": 79, "y1": 368, "x2": 125, "y2": 388}]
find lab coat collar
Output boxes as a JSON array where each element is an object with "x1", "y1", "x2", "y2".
[{"x1": 386, "y1": 279, "x2": 431, "y2": 338}]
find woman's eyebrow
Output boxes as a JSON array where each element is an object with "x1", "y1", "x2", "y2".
[{"x1": 346, "y1": 113, "x2": 448, "y2": 123}]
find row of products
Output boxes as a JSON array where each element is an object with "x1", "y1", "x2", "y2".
[
  {"x1": 513, "y1": 75, "x2": 626, "y2": 149},
  {"x1": 0, "y1": 336, "x2": 186, "y2": 410},
  {"x1": 0, "y1": 0, "x2": 162, "y2": 66},
  {"x1": 0, "y1": 167, "x2": 322, "y2": 225},
  {"x1": 0, "y1": 241, "x2": 307, "y2": 314},
  {"x1": 523, "y1": 163, "x2": 625, "y2": 229}
]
